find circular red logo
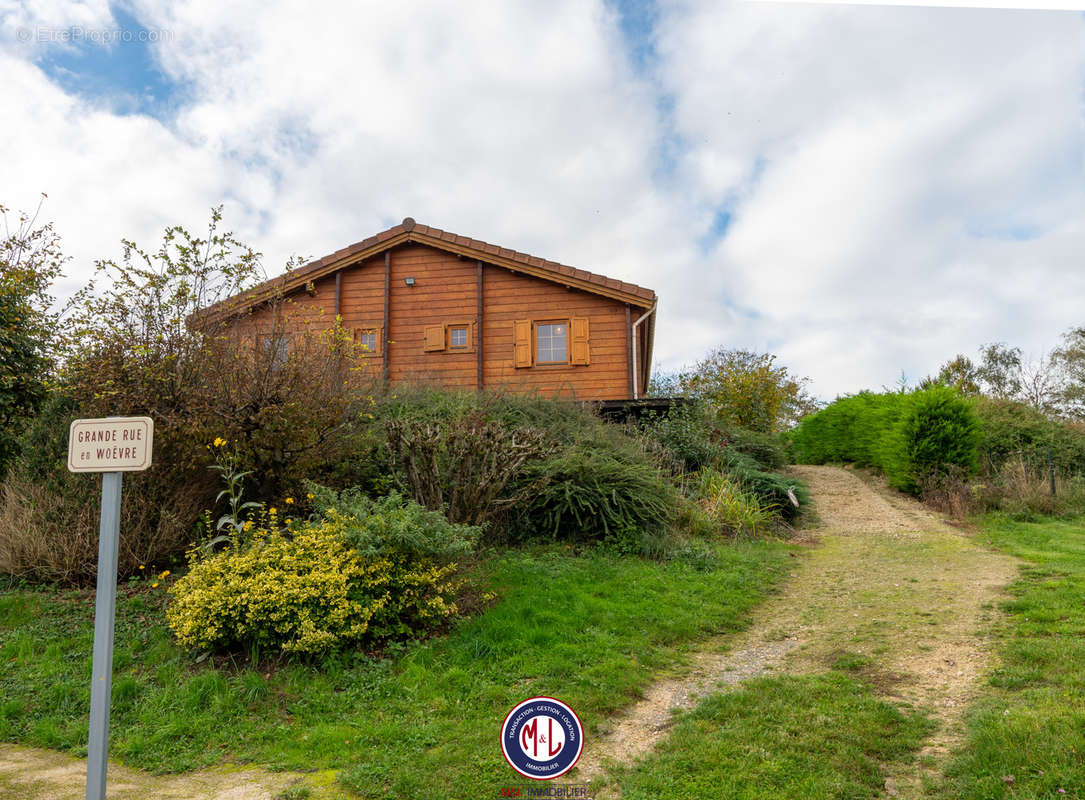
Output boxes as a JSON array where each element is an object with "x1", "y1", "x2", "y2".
[{"x1": 501, "y1": 696, "x2": 584, "y2": 780}]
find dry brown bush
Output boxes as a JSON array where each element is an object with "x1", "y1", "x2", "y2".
[
  {"x1": 386, "y1": 408, "x2": 552, "y2": 527},
  {"x1": 919, "y1": 467, "x2": 987, "y2": 519},
  {"x1": 921, "y1": 457, "x2": 1085, "y2": 519},
  {"x1": 0, "y1": 470, "x2": 209, "y2": 584}
]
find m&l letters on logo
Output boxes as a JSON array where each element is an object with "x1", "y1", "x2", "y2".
[{"x1": 501, "y1": 697, "x2": 583, "y2": 780}]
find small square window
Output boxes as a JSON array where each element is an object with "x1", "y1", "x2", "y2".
[
  {"x1": 536, "y1": 323, "x2": 567, "y2": 364},
  {"x1": 353, "y1": 327, "x2": 381, "y2": 356},
  {"x1": 358, "y1": 329, "x2": 377, "y2": 353},
  {"x1": 449, "y1": 326, "x2": 468, "y2": 349},
  {"x1": 263, "y1": 335, "x2": 289, "y2": 369}
]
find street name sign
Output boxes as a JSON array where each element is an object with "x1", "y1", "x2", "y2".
[
  {"x1": 68, "y1": 416, "x2": 154, "y2": 800},
  {"x1": 68, "y1": 417, "x2": 154, "y2": 472}
]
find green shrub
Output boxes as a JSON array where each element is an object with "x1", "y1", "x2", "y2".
[
  {"x1": 697, "y1": 467, "x2": 775, "y2": 536},
  {"x1": 362, "y1": 386, "x2": 672, "y2": 543},
  {"x1": 788, "y1": 387, "x2": 980, "y2": 495},
  {"x1": 167, "y1": 489, "x2": 476, "y2": 657},
  {"x1": 637, "y1": 403, "x2": 790, "y2": 475},
  {"x1": 716, "y1": 449, "x2": 807, "y2": 522},
  {"x1": 372, "y1": 385, "x2": 614, "y2": 453},
  {"x1": 638, "y1": 403, "x2": 723, "y2": 473},
  {"x1": 714, "y1": 424, "x2": 789, "y2": 470},
  {"x1": 788, "y1": 391, "x2": 903, "y2": 467},
  {"x1": 884, "y1": 385, "x2": 980, "y2": 492},
  {"x1": 514, "y1": 448, "x2": 677, "y2": 553},
  {"x1": 973, "y1": 397, "x2": 1085, "y2": 476},
  {"x1": 305, "y1": 486, "x2": 481, "y2": 560}
]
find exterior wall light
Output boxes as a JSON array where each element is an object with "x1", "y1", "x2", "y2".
[{"x1": 404, "y1": 277, "x2": 416, "y2": 287}]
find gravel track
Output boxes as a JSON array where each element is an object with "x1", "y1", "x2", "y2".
[{"x1": 574, "y1": 465, "x2": 1019, "y2": 799}]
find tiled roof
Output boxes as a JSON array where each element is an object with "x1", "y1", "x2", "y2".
[{"x1": 199, "y1": 217, "x2": 656, "y2": 321}]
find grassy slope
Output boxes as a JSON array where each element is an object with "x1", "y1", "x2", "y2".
[
  {"x1": 0, "y1": 540, "x2": 790, "y2": 799},
  {"x1": 936, "y1": 515, "x2": 1085, "y2": 799}
]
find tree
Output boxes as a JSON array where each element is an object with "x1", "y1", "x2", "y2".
[
  {"x1": 0, "y1": 197, "x2": 66, "y2": 473},
  {"x1": 929, "y1": 342, "x2": 1064, "y2": 415},
  {"x1": 929, "y1": 354, "x2": 981, "y2": 395},
  {"x1": 975, "y1": 342, "x2": 1024, "y2": 401},
  {"x1": 1052, "y1": 326, "x2": 1085, "y2": 418},
  {"x1": 60, "y1": 207, "x2": 369, "y2": 500},
  {"x1": 676, "y1": 347, "x2": 817, "y2": 433},
  {"x1": 1018, "y1": 350, "x2": 1062, "y2": 416}
]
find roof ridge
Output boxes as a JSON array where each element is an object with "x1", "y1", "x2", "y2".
[{"x1": 197, "y1": 217, "x2": 656, "y2": 322}]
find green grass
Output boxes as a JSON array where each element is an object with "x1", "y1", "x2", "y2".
[
  {"x1": 615, "y1": 673, "x2": 933, "y2": 800},
  {"x1": 935, "y1": 514, "x2": 1085, "y2": 799},
  {"x1": 0, "y1": 540, "x2": 790, "y2": 798}
]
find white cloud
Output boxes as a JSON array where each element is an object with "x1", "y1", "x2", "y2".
[
  {"x1": 657, "y1": 3, "x2": 1085, "y2": 396},
  {"x1": 1, "y1": 0, "x2": 1083, "y2": 401}
]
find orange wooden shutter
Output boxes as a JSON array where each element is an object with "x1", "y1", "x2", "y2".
[
  {"x1": 514, "y1": 320, "x2": 532, "y2": 368},
  {"x1": 424, "y1": 324, "x2": 445, "y2": 352},
  {"x1": 570, "y1": 317, "x2": 590, "y2": 365}
]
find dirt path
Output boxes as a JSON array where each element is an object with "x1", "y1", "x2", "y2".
[
  {"x1": 0, "y1": 743, "x2": 333, "y2": 800},
  {"x1": 576, "y1": 465, "x2": 1019, "y2": 798}
]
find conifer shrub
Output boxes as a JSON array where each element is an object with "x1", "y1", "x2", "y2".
[
  {"x1": 788, "y1": 387, "x2": 980, "y2": 494},
  {"x1": 787, "y1": 391, "x2": 903, "y2": 467},
  {"x1": 716, "y1": 449, "x2": 808, "y2": 522},
  {"x1": 883, "y1": 385, "x2": 979, "y2": 492}
]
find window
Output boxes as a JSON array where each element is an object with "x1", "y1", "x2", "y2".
[
  {"x1": 263, "y1": 335, "x2": 289, "y2": 370},
  {"x1": 354, "y1": 327, "x2": 381, "y2": 356},
  {"x1": 423, "y1": 321, "x2": 474, "y2": 353},
  {"x1": 514, "y1": 317, "x2": 589, "y2": 368},
  {"x1": 449, "y1": 325, "x2": 469, "y2": 349},
  {"x1": 536, "y1": 322, "x2": 567, "y2": 364}
]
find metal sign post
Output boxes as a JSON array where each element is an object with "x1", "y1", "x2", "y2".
[
  {"x1": 68, "y1": 417, "x2": 154, "y2": 800},
  {"x1": 86, "y1": 471, "x2": 122, "y2": 800}
]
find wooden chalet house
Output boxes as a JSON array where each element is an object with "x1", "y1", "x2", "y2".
[{"x1": 200, "y1": 218, "x2": 657, "y2": 402}]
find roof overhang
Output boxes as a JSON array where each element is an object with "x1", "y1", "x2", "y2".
[{"x1": 195, "y1": 219, "x2": 657, "y2": 327}]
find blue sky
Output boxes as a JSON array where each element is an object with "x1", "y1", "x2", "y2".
[
  {"x1": 34, "y1": 6, "x2": 181, "y2": 117},
  {"x1": 1, "y1": 0, "x2": 1083, "y2": 398}
]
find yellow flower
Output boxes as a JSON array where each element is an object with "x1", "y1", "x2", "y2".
[
  {"x1": 151, "y1": 582, "x2": 159, "y2": 588},
  {"x1": 139, "y1": 565, "x2": 145, "y2": 570},
  {"x1": 243, "y1": 521, "x2": 254, "y2": 531},
  {"x1": 212, "y1": 437, "x2": 227, "y2": 448},
  {"x1": 306, "y1": 493, "x2": 314, "y2": 500},
  {"x1": 269, "y1": 507, "x2": 277, "y2": 515},
  {"x1": 159, "y1": 570, "x2": 170, "y2": 579},
  {"x1": 285, "y1": 497, "x2": 294, "y2": 504}
]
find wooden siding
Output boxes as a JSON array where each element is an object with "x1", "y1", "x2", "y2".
[
  {"x1": 480, "y1": 264, "x2": 631, "y2": 400},
  {"x1": 233, "y1": 243, "x2": 645, "y2": 401}
]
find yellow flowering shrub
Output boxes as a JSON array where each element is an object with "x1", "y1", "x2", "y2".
[{"x1": 166, "y1": 516, "x2": 461, "y2": 656}]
